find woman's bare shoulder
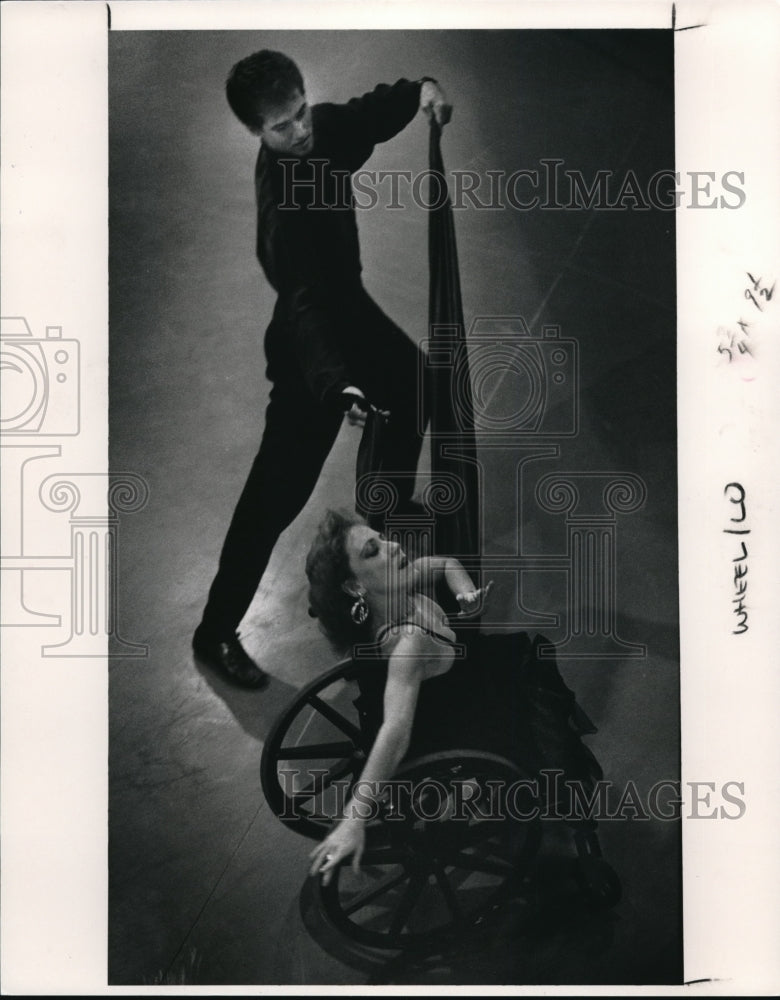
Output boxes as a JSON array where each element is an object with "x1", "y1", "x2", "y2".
[
  {"x1": 386, "y1": 622, "x2": 454, "y2": 680},
  {"x1": 382, "y1": 620, "x2": 433, "y2": 648},
  {"x1": 385, "y1": 622, "x2": 440, "y2": 661}
]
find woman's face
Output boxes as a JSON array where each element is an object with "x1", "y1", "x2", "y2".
[{"x1": 344, "y1": 524, "x2": 414, "y2": 601}]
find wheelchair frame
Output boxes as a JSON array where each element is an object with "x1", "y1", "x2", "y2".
[{"x1": 260, "y1": 655, "x2": 620, "y2": 950}]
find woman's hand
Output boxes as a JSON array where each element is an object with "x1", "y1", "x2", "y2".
[
  {"x1": 455, "y1": 580, "x2": 494, "y2": 618},
  {"x1": 308, "y1": 817, "x2": 365, "y2": 886}
]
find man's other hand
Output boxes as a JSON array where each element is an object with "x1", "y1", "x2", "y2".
[
  {"x1": 420, "y1": 80, "x2": 452, "y2": 127},
  {"x1": 341, "y1": 386, "x2": 368, "y2": 426},
  {"x1": 340, "y1": 386, "x2": 390, "y2": 427}
]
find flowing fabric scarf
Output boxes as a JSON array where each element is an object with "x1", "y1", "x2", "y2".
[
  {"x1": 357, "y1": 120, "x2": 480, "y2": 564},
  {"x1": 426, "y1": 119, "x2": 480, "y2": 561}
]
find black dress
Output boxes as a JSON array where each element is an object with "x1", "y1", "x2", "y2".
[{"x1": 355, "y1": 629, "x2": 603, "y2": 800}]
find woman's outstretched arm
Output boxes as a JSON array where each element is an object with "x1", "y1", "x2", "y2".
[
  {"x1": 308, "y1": 632, "x2": 429, "y2": 884},
  {"x1": 412, "y1": 555, "x2": 493, "y2": 615}
]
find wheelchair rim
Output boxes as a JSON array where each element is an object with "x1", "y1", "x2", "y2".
[
  {"x1": 261, "y1": 658, "x2": 373, "y2": 840},
  {"x1": 315, "y1": 751, "x2": 543, "y2": 949}
]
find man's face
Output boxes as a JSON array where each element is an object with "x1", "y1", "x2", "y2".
[{"x1": 258, "y1": 89, "x2": 313, "y2": 156}]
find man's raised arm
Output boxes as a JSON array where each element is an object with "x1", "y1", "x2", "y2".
[{"x1": 342, "y1": 77, "x2": 452, "y2": 147}]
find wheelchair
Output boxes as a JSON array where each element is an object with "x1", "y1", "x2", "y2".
[{"x1": 260, "y1": 648, "x2": 622, "y2": 954}]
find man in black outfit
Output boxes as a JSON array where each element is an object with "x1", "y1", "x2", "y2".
[{"x1": 193, "y1": 50, "x2": 451, "y2": 687}]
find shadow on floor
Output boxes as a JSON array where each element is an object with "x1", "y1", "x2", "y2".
[
  {"x1": 295, "y1": 849, "x2": 624, "y2": 986},
  {"x1": 192, "y1": 653, "x2": 299, "y2": 743}
]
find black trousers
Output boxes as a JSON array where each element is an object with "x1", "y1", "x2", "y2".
[{"x1": 197, "y1": 289, "x2": 426, "y2": 640}]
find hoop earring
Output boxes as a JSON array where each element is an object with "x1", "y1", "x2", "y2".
[{"x1": 350, "y1": 594, "x2": 369, "y2": 626}]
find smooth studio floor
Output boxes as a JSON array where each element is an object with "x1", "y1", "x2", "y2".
[{"x1": 109, "y1": 30, "x2": 681, "y2": 986}]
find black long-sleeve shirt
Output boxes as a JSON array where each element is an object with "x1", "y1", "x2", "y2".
[{"x1": 255, "y1": 78, "x2": 423, "y2": 403}]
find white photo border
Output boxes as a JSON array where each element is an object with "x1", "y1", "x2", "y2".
[{"x1": 1, "y1": 0, "x2": 779, "y2": 993}]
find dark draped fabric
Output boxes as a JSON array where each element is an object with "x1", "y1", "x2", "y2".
[
  {"x1": 427, "y1": 120, "x2": 480, "y2": 561},
  {"x1": 357, "y1": 120, "x2": 480, "y2": 565}
]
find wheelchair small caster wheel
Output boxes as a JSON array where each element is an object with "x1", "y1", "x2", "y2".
[{"x1": 576, "y1": 856, "x2": 622, "y2": 908}]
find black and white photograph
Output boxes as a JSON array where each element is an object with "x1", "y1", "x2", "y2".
[
  {"x1": 1, "y1": 1, "x2": 779, "y2": 994},
  {"x1": 108, "y1": 24, "x2": 680, "y2": 987}
]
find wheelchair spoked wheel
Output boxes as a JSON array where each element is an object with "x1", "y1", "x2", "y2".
[
  {"x1": 261, "y1": 658, "x2": 374, "y2": 840},
  {"x1": 316, "y1": 751, "x2": 543, "y2": 950}
]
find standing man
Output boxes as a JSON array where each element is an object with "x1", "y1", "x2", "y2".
[{"x1": 193, "y1": 50, "x2": 452, "y2": 687}]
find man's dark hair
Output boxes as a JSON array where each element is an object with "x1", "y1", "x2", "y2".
[{"x1": 225, "y1": 49, "x2": 305, "y2": 133}]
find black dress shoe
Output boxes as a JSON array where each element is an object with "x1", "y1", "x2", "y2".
[{"x1": 192, "y1": 632, "x2": 269, "y2": 689}]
